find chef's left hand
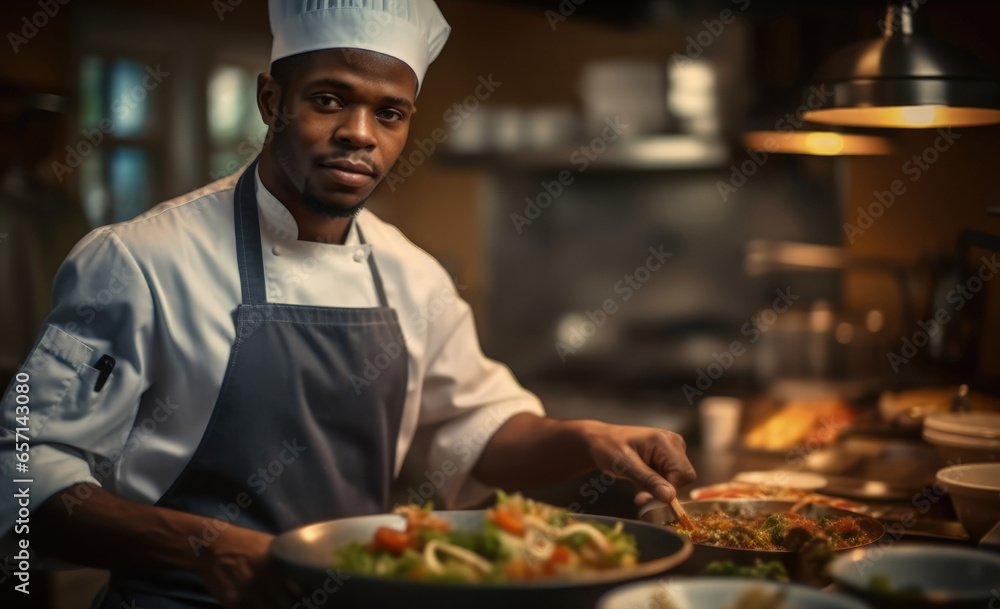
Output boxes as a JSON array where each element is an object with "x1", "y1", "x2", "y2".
[{"x1": 579, "y1": 421, "x2": 696, "y2": 506}]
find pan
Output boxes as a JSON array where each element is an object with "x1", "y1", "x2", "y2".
[
  {"x1": 639, "y1": 499, "x2": 885, "y2": 583},
  {"x1": 271, "y1": 509, "x2": 692, "y2": 609}
]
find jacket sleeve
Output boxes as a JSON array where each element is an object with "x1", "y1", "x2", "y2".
[
  {"x1": 416, "y1": 274, "x2": 545, "y2": 509},
  {"x1": 0, "y1": 228, "x2": 155, "y2": 535}
]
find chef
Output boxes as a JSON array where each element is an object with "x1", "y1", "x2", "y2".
[{"x1": 0, "y1": 1, "x2": 695, "y2": 607}]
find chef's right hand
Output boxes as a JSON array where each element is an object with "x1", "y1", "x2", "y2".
[{"x1": 196, "y1": 524, "x2": 301, "y2": 609}]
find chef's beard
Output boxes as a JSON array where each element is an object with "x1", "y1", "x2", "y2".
[{"x1": 301, "y1": 178, "x2": 367, "y2": 219}]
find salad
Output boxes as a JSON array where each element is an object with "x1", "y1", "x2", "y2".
[{"x1": 334, "y1": 492, "x2": 638, "y2": 583}]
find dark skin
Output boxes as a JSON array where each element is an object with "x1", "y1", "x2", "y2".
[
  {"x1": 257, "y1": 49, "x2": 417, "y2": 244},
  {"x1": 32, "y1": 48, "x2": 695, "y2": 609}
]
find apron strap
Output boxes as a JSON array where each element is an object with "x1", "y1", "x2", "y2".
[
  {"x1": 233, "y1": 158, "x2": 391, "y2": 309},
  {"x1": 234, "y1": 158, "x2": 267, "y2": 305},
  {"x1": 355, "y1": 223, "x2": 389, "y2": 308}
]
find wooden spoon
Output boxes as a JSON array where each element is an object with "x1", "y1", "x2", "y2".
[{"x1": 670, "y1": 497, "x2": 695, "y2": 530}]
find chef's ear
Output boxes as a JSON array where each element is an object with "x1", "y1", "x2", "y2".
[{"x1": 256, "y1": 72, "x2": 285, "y2": 127}]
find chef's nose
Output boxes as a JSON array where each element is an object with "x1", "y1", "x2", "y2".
[{"x1": 334, "y1": 107, "x2": 377, "y2": 149}]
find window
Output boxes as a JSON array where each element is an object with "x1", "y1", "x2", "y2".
[
  {"x1": 78, "y1": 56, "x2": 157, "y2": 228},
  {"x1": 207, "y1": 65, "x2": 268, "y2": 181},
  {"x1": 75, "y1": 7, "x2": 269, "y2": 228}
]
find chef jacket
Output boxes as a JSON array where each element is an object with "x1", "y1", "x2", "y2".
[{"x1": 0, "y1": 164, "x2": 544, "y2": 535}]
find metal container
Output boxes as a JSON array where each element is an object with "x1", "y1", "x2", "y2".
[{"x1": 639, "y1": 499, "x2": 885, "y2": 582}]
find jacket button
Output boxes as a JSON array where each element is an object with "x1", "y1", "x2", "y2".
[
  {"x1": 272, "y1": 245, "x2": 281, "y2": 256},
  {"x1": 353, "y1": 249, "x2": 366, "y2": 262}
]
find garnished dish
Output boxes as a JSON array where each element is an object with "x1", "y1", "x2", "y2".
[
  {"x1": 334, "y1": 492, "x2": 638, "y2": 583},
  {"x1": 690, "y1": 482, "x2": 867, "y2": 513},
  {"x1": 676, "y1": 511, "x2": 877, "y2": 551},
  {"x1": 702, "y1": 559, "x2": 789, "y2": 581}
]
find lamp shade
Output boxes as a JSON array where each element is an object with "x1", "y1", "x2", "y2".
[{"x1": 803, "y1": 3, "x2": 1000, "y2": 128}]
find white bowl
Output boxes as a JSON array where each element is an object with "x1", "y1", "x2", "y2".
[
  {"x1": 829, "y1": 545, "x2": 1000, "y2": 606},
  {"x1": 936, "y1": 462, "x2": 1000, "y2": 541},
  {"x1": 923, "y1": 412, "x2": 1000, "y2": 463},
  {"x1": 597, "y1": 577, "x2": 868, "y2": 609}
]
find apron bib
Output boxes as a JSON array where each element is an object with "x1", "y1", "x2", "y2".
[{"x1": 95, "y1": 158, "x2": 408, "y2": 608}]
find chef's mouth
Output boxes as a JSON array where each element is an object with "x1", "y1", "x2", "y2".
[{"x1": 317, "y1": 160, "x2": 377, "y2": 189}]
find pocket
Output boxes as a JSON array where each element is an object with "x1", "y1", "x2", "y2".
[
  {"x1": 34, "y1": 324, "x2": 94, "y2": 369},
  {"x1": 15, "y1": 325, "x2": 100, "y2": 422}
]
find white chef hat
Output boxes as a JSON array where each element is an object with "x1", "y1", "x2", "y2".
[{"x1": 269, "y1": 0, "x2": 451, "y2": 94}]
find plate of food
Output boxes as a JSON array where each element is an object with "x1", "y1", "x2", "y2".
[
  {"x1": 639, "y1": 499, "x2": 884, "y2": 583},
  {"x1": 830, "y1": 545, "x2": 1000, "y2": 608},
  {"x1": 271, "y1": 492, "x2": 692, "y2": 609},
  {"x1": 598, "y1": 577, "x2": 869, "y2": 609}
]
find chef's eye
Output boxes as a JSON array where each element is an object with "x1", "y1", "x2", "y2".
[
  {"x1": 377, "y1": 108, "x2": 405, "y2": 123},
  {"x1": 312, "y1": 95, "x2": 343, "y2": 109}
]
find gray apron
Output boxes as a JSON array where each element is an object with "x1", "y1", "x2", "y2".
[{"x1": 94, "y1": 158, "x2": 408, "y2": 608}]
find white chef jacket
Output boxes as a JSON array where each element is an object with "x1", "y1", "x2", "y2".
[{"x1": 0, "y1": 165, "x2": 544, "y2": 535}]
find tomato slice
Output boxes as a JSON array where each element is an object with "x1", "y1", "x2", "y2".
[
  {"x1": 493, "y1": 507, "x2": 526, "y2": 536},
  {"x1": 548, "y1": 545, "x2": 572, "y2": 564},
  {"x1": 373, "y1": 526, "x2": 412, "y2": 554}
]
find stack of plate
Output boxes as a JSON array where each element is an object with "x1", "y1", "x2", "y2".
[{"x1": 922, "y1": 412, "x2": 1000, "y2": 462}]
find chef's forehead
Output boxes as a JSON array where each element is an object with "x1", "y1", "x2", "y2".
[
  {"x1": 269, "y1": 48, "x2": 419, "y2": 99},
  {"x1": 268, "y1": 0, "x2": 450, "y2": 96}
]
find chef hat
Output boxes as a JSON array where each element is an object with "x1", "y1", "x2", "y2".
[{"x1": 269, "y1": 0, "x2": 451, "y2": 94}]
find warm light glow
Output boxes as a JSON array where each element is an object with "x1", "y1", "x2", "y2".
[
  {"x1": 866, "y1": 310, "x2": 884, "y2": 333},
  {"x1": 804, "y1": 132, "x2": 845, "y2": 155},
  {"x1": 810, "y1": 301, "x2": 834, "y2": 333},
  {"x1": 835, "y1": 322, "x2": 854, "y2": 344},
  {"x1": 743, "y1": 131, "x2": 891, "y2": 156},
  {"x1": 803, "y1": 106, "x2": 1000, "y2": 128},
  {"x1": 900, "y1": 105, "x2": 938, "y2": 126}
]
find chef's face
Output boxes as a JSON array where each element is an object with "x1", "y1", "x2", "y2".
[{"x1": 258, "y1": 49, "x2": 417, "y2": 217}]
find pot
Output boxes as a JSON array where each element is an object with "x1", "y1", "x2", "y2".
[{"x1": 639, "y1": 499, "x2": 885, "y2": 583}]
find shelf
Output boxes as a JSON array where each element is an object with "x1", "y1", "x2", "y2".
[{"x1": 438, "y1": 135, "x2": 729, "y2": 171}]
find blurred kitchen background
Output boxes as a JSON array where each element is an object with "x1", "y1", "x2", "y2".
[{"x1": 2, "y1": 0, "x2": 1000, "y2": 605}]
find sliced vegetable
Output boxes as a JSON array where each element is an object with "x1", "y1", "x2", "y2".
[
  {"x1": 335, "y1": 493, "x2": 640, "y2": 583},
  {"x1": 493, "y1": 507, "x2": 526, "y2": 536},
  {"x1": 548, "y1": 545, "x2": 571, "y2": 565},
  {"x1": 373, "y1": 526, "x2": 412, "y2": 555}
]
